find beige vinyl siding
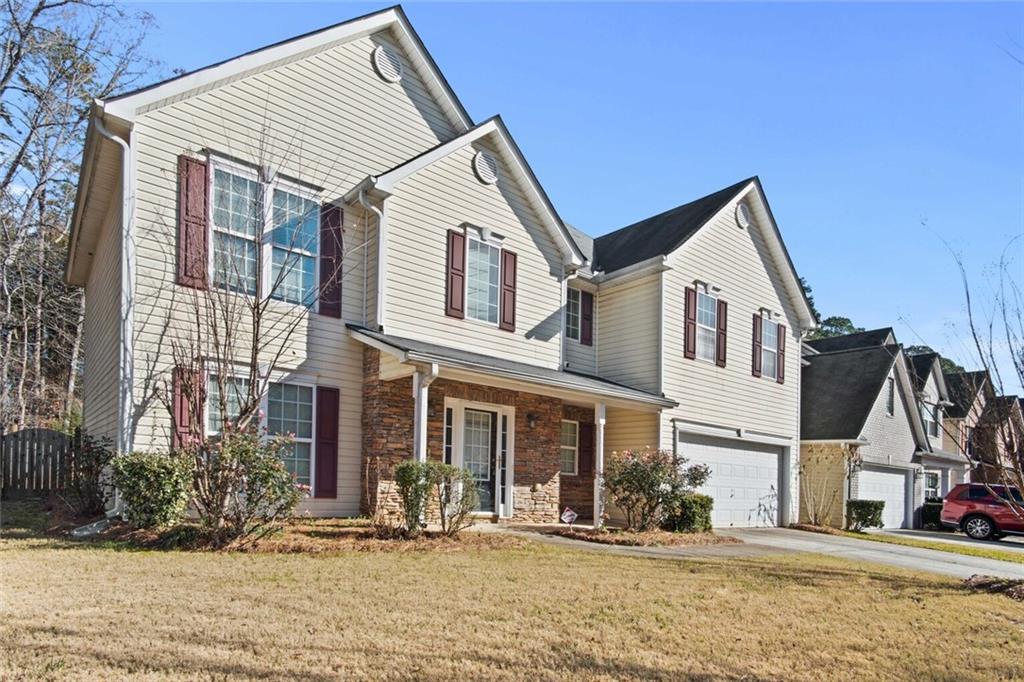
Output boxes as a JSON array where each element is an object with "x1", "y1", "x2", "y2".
[
  {"x1": 798, "y1": 443, "x2": 849, "y2": 528},
  {"x1": 919, "y1": 374, "x2": 944, "y2": 452},
  {"x1": 384, "y1": 142, "x2": 564, "y2": 368},
  {"x1": 81, "y1": 195, "x2": 122, "y2": 443},
  {"x1": 563, "y1": 283, "x2": 596, "y2": 374},
  {"x1": 660, "y1": 191, "x2": 802, "y2": 446},
  {"x1": 125, "y1": 31, "x2": 455, "y2": 515},
  {"x1": 604, "y1": 408, "x2": 659, "y2": 454},
  {"x1": 596, "y1": 273, "x2": 661, "y2": 393},
  {"x1": 858, "y1": 366, "x2": 918, "y2": 468}
]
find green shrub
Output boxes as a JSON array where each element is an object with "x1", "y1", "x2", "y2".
[
  {"x1": 111, "y1": 451, "x2": 192, "y2": 528},
  {"x1": 846, "y1": 499, "x2": 885, "y2": 531},
  {"x1": 921, "y1": 498, "x2": 944, "y2": 530},
  {"x1": 604, "y1": 447, "x2": 711, "y2": 531},
  {"x1": 427, "y1": 462, "x2": 478, "y2": 537},
  {"x1": 662, "y1": 493, "x2": 713, "y2": 533},
  {"x1": 394, "y1": 460, "x2": 431, "y2": 537}
]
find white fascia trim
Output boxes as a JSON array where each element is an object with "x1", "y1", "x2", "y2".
[
  {"x1": 592, "y1": 255, "x2": 669, "y2": 286},
  {"x1": 802, "y1": 438, "x2": 870, "y2": 446},
  {"x1": 65, "y1": 112, "x2": 102, "y2": 285},
  {"x1": 366, "y1": 118, "x2": 585, "y2": 268},
  {"x1": 672, "y1": 418, "x2": 795, "y2": 447},
  {"x1": 101, "y1": 8, "x2": 470, "y2": 132},
  {"x1": 350, "y1": 329, "x2": 408, "y2": 362},
  {"x1": 894, "y1": 352, "x2": 931, "y2": 450}
]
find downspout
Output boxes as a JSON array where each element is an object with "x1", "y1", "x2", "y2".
[
  {"x1": 94, "y1": 114, "x2": 134, "y2": 518},
  {"x1": 358, "y1": 187, "x2": 386, "y2": 331}
]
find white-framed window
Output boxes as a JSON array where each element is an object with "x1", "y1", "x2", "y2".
[
  {"x1": 267, "y1": 382, "x2": 315, "y2": 486},
  {"x1": 921, "y1": 403, "x2": 940, "y2": 438},
  {"x1": 206, "y1": 374, "x2": 251, "y2": 436},
  {"x1": 924, "y1": 470, "x2": 941, "y2": 499},
  {"x1": 931, "y1": 405, "x2": 941, "y2": 437},
  {"x1": 560, "y1": 420, "x2": 578, "y2": 475},
  {"x1": 209, "y1": 157, "x2": 320, "y2": 309},
  {"x1": 465, "y1": 234, "x2": 500, "y2": 324},
  {"x1": 696, "y1": 291, "x2": 717, "y2": 363},
  {"x1": 761, "y1": 318, "x2": 779, "y2": 380},
  {"x1": 565, "y1": 288, "x2": 581, "y2": 341},
  {"x1": 886, "y1": 378, "x2": 895, "y2": 416}
]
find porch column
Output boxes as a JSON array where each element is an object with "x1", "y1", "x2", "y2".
[
  {"x1": 593, "y1": 402, "x2": 606, "y2": 529},
  {"x1": 412, "y1": 363, "x2": 439, "y2": 463}
]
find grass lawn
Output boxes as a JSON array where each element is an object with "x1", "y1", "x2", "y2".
[
  {"x1": 3, "y1": 507, "x2": 1024, "y2": 680},
  {"x1": 835, "y1": 528, "x2": 1024, "y2": 565}
]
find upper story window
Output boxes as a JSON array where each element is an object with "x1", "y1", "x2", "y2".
[
  {"x1": 761, "y1": 318, "x2": 779, "y2": 380},
  {"x1": 559, "y1": 420, "x2": 578, "y2": 475},
  {"x1": 886, "y1": 378, "x2": 895, "y2": 416},
  {"x1": 210, "y1": 160, "x2": 320, "y2": 309},
  {"x1": 696, "y1": 292, "x2": 717, "y2": 363},
  {"x1": 466, "y1": 235, "x2": 500, "y2": 324},
  {"x1": 921, "y1": 403, "x2": 940, "y2": 438},
  {"x1": 565, "y1": 288, "x2": 581, "y2": 341}
]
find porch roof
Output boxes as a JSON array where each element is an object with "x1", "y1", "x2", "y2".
[{"x1": 348, "y1": 325, "x2": 676, "y2": 409}]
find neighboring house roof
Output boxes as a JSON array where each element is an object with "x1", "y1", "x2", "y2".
[
  {"x1": 805, "y1": 328, "x2": 896, "y2": 354},
  {"x1": 590, "y1": 176, "x2": 816, "y2": 329},
  {"x1": 907, "y1": 352, "x2": 939, "y2": 392},
  {"x1": 348, "y1": 116, "x2": 584, "y2": 266},
  {"x1": 801, "y1": 345, "x2": 902, "y2": 441},
  {"x1": 566, "y1": 223, "x2": 594, "y2": 264},
  {"x1": 347, "y1": 324, "x2": 676, "y2": 408},
  {"x1": 944, "y1": 370, "x2": 989, "y2": 419}
]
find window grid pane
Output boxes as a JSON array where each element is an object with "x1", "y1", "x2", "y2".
[
  {"x1": 207, "y1": 375, "x2": 250, "y2": 434},
  {"x1": 463, "y1": 410, "x2": 492, "y2": 480},
  {"x1": 565, "y1": 289, "x2": 580, "y2": 340},
  {"x1": 268, "y1": 382, "x2": 314, "y2": 486},
  {"x1": 696, "y1": 293, "x2": 717, "y2": 361},
  {"x1": 213, "y1": 232, "x2": 258, "y2": 295},
  {"x1": 761, "y1": 319, "x2": 778, "y2": 379},
  {"x1": 466, "y1": 238, "x2": 499, "y2": 323},
  {"x1": 560, "y1": 421, "x2": 578, "y2": 475},
  {"x1": 270, "y1": 189, "x2": 319, "y2": 307}
]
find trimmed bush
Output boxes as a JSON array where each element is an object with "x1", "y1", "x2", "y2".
[
  {"x1": 604, "y1": 447, "x2": 711, "y2": 531},
  {"x1": 426, "y1": 462, "x2": 478, "y2": 537},
  {"x1": 662, "y1": 493, "x2": 713, "y2": 533},
  {"x1": 112, "y1": 451, "x2": 192, "y2": 528},
  {"x1": 394, "y1": 460, "x2": 431, "y2": 537},
  {"x1": 921, "y1": 498, "x2": 944, "y2": 530},
  {"x1": 847, "y1": 499, "x2": 885, "y2": 531}
]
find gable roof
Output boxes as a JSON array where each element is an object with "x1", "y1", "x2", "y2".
[
  {"x1": 100, "y1": 6, "x2": 471, "y2": 131},
  {"x1": 805, "y1": 328, "x2": 896, "y2": 354},
  {"x1": 907, "y1": 352, "x2": 939, "y2": 392},
  {"x1": 944, "y1": 370, "x2": 989, "y2": 419},
  {"x1": 346, "y1": 115, "x2": 585, "y2": 266},
  {"x1": 592, "y1": 178, "x2": 753, "y2": 273},
  {"x1": 801, "y1": 345, "x2": 903, "y2": 441}
]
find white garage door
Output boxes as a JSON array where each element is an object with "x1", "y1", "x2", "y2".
[
  {"x1": 858, "y1": 467, "x2": 909, "y2": 529},
  {"x1": 680, "y1": 434, "x2": 782, "y2": 528}
]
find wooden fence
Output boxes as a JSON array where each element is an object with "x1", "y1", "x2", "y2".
[{"x1": 1, "y1": 427, "x2": 76, "y2": 498}]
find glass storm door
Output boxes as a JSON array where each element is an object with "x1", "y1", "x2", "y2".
[{"x1": 463, "y1": 409, "x2": 498, "y2": 512}]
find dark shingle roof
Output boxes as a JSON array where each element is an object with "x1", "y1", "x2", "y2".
[
  {"x1": 805, "y1": 328, "x2": 895, "y2": 353},
  {"x1": 907, "y1": 352, "x2": 939, "y2": 391},
  {"x1": 591, "y1": 178, "x2": 754, "y2": 273},
  {"x1": 801, "y1": 345, "x2": 901, "y2": 440},
  {"x1": 943, "y1": 370, "x2": 988, "y2": 419}
]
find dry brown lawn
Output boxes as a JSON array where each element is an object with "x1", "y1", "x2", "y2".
[{"x1": 2, "y1": 510, "x2": 1023, "y2": 680}]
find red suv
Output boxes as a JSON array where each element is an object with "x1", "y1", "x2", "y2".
[{"x1": 941, "y1": 484, "x2": 1024, "y2": 541}]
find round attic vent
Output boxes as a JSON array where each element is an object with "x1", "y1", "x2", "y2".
[
  {"x1": 473, "y1": 151, "x2": 499, "y2": 185},
  {"x1": 736, "y1": 202, "x2": 752, "y2": 228},
  {"x1": 372, "y1": 45, "x2": 403, "y2": 83}
]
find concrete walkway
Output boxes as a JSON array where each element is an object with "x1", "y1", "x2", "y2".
[{"x1": 722, "y1": 528, "x2": 1024, "y2": 580}]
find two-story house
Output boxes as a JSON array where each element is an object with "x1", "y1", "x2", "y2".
[
  {"x1": 65, "y1": 6, "x2": 814, "y2": 528},
  {"x1": 943, "y1": 370, "x2": 990, "y2": 472},
  {"x1": 798, "y1": 329, "x2": 967, "y2": 528}
]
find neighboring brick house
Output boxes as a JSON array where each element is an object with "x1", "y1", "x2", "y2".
[
  {"x1": 972, "y1": 395, "x2": 1024, "y2": 485},
  {"x1": 799, "y1": 330, "x2": 967, "y2": 528},
  {"x1": 65, "y1": 6, "x2": 815, "y2": 527}
]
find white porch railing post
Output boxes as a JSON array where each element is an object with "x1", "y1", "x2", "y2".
[
  {"x1": 412, "y1": 363, "x2": 439, "y2": 463},
  {"x1": 593, "y1": 402, "x2": 606, "y2": 529}
]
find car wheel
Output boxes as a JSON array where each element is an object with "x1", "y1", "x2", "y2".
[{"x1": 963, "y1": 515, "x2": 996, "y2": 540}]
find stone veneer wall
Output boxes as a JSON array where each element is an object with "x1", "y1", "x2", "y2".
[
  {"x1": 559, "y1": 404, "x2": 595, "y2": 518},
  {"x1": 361, "y1": 347, "x2": 562, "y2": 523}
]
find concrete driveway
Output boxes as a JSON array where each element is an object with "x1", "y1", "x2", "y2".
[
  {"x1": 875, "y1": 528, "x2": 1024, "y2": 553},
  {"x1": 722, "y1": 528, "x2": 1024, "y2": 580}
]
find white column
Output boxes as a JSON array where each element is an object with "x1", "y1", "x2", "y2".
[
  {"x1": 412, "y1": 363, "x2": 439, "y2": 463},
  {"x1": 593, "y1": 402, "x2": 606, "y2": 529}
]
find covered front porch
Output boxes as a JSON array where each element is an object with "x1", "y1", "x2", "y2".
[{"x1": 351, "y1": 326, "x2": 674, "y2": 526}]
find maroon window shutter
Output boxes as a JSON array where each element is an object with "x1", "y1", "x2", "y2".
[
  {"x1": 776, "y1": 324, "x2": 787, "y2": 384},
  {"x1": 171, "y1": 366, "x2": 202, "y2": 450},
  {"x1": 177, "y1": 155, "x2": 209, "y2": 289},
  {"x1": 445, "y1": 230, "x2": 466, "y2": 319},
  {"x1": 715, "y1": 299, "x2": 728, "y2": 368},
  {"x1": 683, "y1": 287, "x2": 697, "y2": 360},
  {"x1": 578, "y1": 423, "x2": 595, "y2": 475},
  {"x1": 752, "y1": 314, "x2": 763, "y2": 378},
  {"x1": 314, "y1": 387, "x2": 339, "y2": 499},
  {"x1": 581, "y1": 291, "x2": 594, "y2": 346},
  {"x1": 319, "y1": 204, "x2": 343, "y2": 318},
  {"x1": 499, "y1": 249, "x2": 517, "y2": 332}
]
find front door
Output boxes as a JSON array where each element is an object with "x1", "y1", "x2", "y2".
[{"x1": 463, "y1": 408, "x2": 498, "y2": 512}]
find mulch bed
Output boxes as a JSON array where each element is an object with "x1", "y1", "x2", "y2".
[
  {"x1": 963, "y1": 575, "x2": 1024, "y2": 601},
  {"x1": 543, "y1": 526, "x2": 740, "y2": 547},
  {"x1": 789, "y1": 523, "x2": 844, "y2": 535}
]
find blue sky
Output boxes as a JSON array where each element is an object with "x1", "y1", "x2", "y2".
[{"x1": 132, "y1": 2, "x2": 1023, "y2": 388}]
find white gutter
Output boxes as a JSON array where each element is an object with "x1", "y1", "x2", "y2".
[
  {"x1": 358, "y1": 188, "x2": 386, "y2": 331},
  {"x1": 802, "y1": 438, "x2": 870, "y2": 446},
  {"x1": 93, "y1": 114, "x2": 134, "y2": 461},
  {"x1": 592, "y1": 255, "x2": 669, "y2": 286}
]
